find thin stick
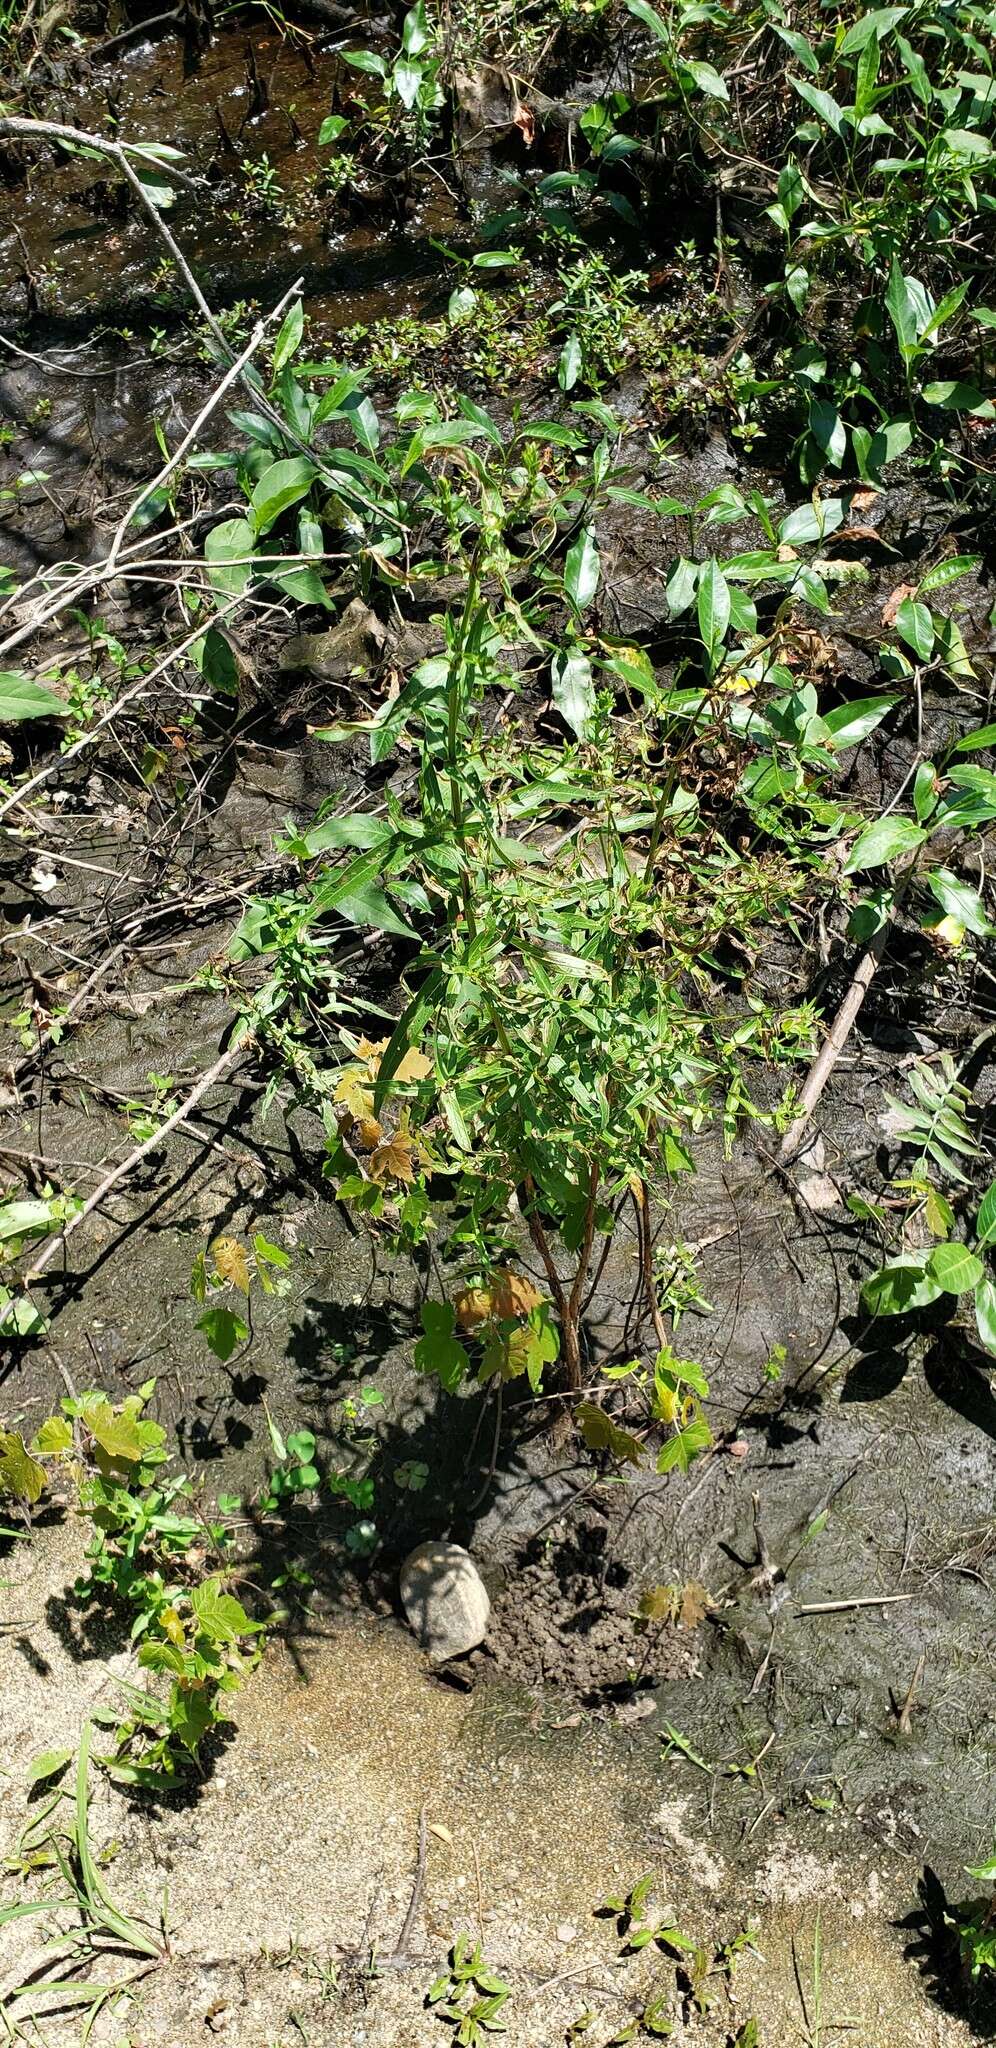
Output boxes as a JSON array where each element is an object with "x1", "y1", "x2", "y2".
[
  {"x1": 104, "y1": 286, "x2": 300, "y2": 571},
  {"x1": 779, "y1": 858, "x2": 919, "y2": 1163},
  {"x1": 394, "y1": 1807, "x2": 428, "y2": 1959},
  {"x1": 0, "y1": 586, "x2": 255, "y2": 826},
  {"x1": 795, "y1": 1595, "x2": 913, "y2": 1615},
  {"x1": 0, "y1": 1045, "x2": 245, "y2": 1333},
  {"x1": 0, "y1": 117, "x2": 223, "y2": 343}
]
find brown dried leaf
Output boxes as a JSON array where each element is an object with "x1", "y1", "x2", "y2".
[
  {"x1": 454, "y1": 1268, "x2": 544, "y2": 1330},
  {"x1": 512, "y1": 98, "x2": 535, "y2": 145},
  {"x1": 353, "y1": 1115, "x2": 384, "y2": 1151},
  {"x1": 881, "y1": 581, "x2": 917, "y2": 627},
  {"x1": 212, "y1": 1236, "x2": 251, "y2": 1295},
  {"x1": 368, "y1": 1132, "x2": 417, "y2": 1184},
  {"x1": 679, "y1": 1580, "x2": 714, "y2": 1629}
]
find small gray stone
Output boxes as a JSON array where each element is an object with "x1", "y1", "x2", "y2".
[{"x1": 400, "y1": 1541, "x2": 490, "y2": 1663}]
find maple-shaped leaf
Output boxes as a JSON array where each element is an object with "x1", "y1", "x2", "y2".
[
  {"x1": 353, "y1": 1114, "x2": 384, "y2": 1151},
  {"x1": 368, "y1": 1132, "x2": 417, "y2": 1184},
  {"x1": 638, "y1": 1583, "x2": 681, "y2": 1625},
  {"x1": 455, "y1": 1268, "x2": 543, "y2": 1331},
  {"x1": 354, "y1": 1036, "x2": 388, "y2": 1071},
  {"x1": 85, "y1": 1398, "x2": 145, "y2": 1465},
  {"x1": 212, "y1": 1235, "x2": 251, "y2": 1295},
  {"x1": 394, "y1": 1046, "x2": 433, "y2": 1084},
  {"x1": 0, "y1": 1429, "x2": 47, "y2": 1506},
  {"x1": 679, "y1": 1580, "x2": 714, "y2": 1629},
  {"x1": 577, "y1": 1403, "x2": 644, "y2": 1467},
  {"x1": 334, "y1": 1070, "x2": 376, "y2": 1121}
]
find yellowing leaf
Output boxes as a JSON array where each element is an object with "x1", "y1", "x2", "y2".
[
  {"x1": 31, "y1": 1415, "x2": 72, "y2": 1455},
  {"x1": 394, "y1": 1047, "x2": 432, "y2": 1083},
  {"x1": 638, "y1": 1583, "x2": 681, "y2": 1624},
  {"x1": 212, "y1": 1236, "x2": 251, "y2": 1295},
  {"x1": 353, "y1": 1115, "x2": 384, "y2": 1151},
  {"x1": 160, "y1": 1606, "x2": 186, "y2": 1647},
  {"x1": 334, "y1": 1070, "x2": 377, "y2": 1121},
  {"x1": 86, "y1": 1399, "x2": 144, "y2": 1465},
  {"x1": 577, "y1": 1402, "x2": 644, "y2": 1467},
  {"x1": 933, "y1": 914, "x2": 965, "y2": 947},
  {"x1": 0, "y1": 1429, "x2": 46, "y2": 1505},
  {"x1": 454, "y1": 1268, "x2": 544, "y2": 1331}
]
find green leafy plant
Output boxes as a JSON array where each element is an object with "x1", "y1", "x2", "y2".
[
  {"x1": 339, "y1": 0, "x2": 442, "y2": 148},
  {"x1": 30, "y1": 1385, "x2": 268, "y2": 1789},
  {"x1": 0, "y1": 1185, "x2": 82, "y2": 1337},
  {"x1": 0, "y1": 1723, "x2": 166, "y2": 2036},
  {"x1": 956, "y1": 1851, "x2": 996, "y2": 1978},
  {"x1": 427, "y1": 1934, "x2": 511, "y2": 2042},
  {"x1": 191, "y1": 1232, "x2": 291, "y2": 1362}
]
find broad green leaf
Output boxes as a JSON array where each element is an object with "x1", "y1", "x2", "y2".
[
  {"x1": 191, "y1": 1576, "x2": 256, "y2": 1644},
  {"x1": 843, "y1": 815, "x2": 926, "y2": 873},
  {"x1": 196, "y1": 1306, "x2": 249, "y2": 1361},
  {"x1": 401, "y1": 0, "x2": 430, "y2": 53},
  {"x1": 895, "y1": 598, "x2": 934, "y2": 660},
  {"x1": 565, "y1": 525, "x2": 600, "y2": 609},
  {"x1": 885, "y1": 263, "x2": 932, "y2": 361},
  {"x1": 861, "y1": 1256, "x2": 941, "y2": 1314},
  {"x1": 682, "y1": 58, "x2": 728, "y2": 100},
  {"x1": 0, "y1": 1286, "x2": 47, "y2": 1337},
  {"x1": 920, "y1": 554, "x2": 980, "y2": 594},
  {"x1": 791, "y1": 76, "x2": 847, "y2": 136},
  {"x1": 31, "y1": 1415, "x2": 73, "y2": 1454},
  {"x1": 414, "y1": 1300, "x2": 470, "y2": 1391},
  {"x1": 189, "y1": 624, "x2": 238, "y2": 695},
  {"x1": 625, "y1": 0, "x2": 669, "y2": 40},
  {"x1": 205, "y1": 518, "x2": 256, "y2": 596},
  {"x1": 0, "y1": 1198, "x2": 59, "y2": 1241},
  {"x1": 341, "y1": 46, "x2": 387, "y2": 75},
  {"x1": 824, "y1": 695, "x2": 899, "y2": 747},
  {"x1": 249, "y1": 458, "x2": 318, "y2": 540},
  {"x1": 271, "y1": 300, "x2": 304, "y2": 376},
  {"x1": 926, "y1": 868, "x2": 993, "y2": 937},
  {"x1": 330, "y1": 882, "x2": 418, "y2": 940},
  {"x1": 558, "y1": 331, "x2": 582, "y2": 392},
  {"x1": 657, "y1": 1417, "x2": 712, "y2": 1473},
  {"x1": 551, "y1": 648, "x2": 596, "y2": 738},
  {"x1": 974, "y1": 1277, "x2": 996, "y2": 1354},
  {"x1": 0, "y1": 672, "x2": 70, "y2": 722},
  {"x1": 696, "y1": 558, "x2": 730, "y2": 656},
  {"x1": 394, "y1": 57, "x2": 423, "y2": 108},
  {"x1": 977, "y1": 1182, "x2": 996, "y2": 1250},
  {"x1": 922, "y1": 381, "x2": 994, "y2": 417},
  {"x1": 840, "y1": 7, "x2": 906, "y2": 51},
  {"x1": 778, "y1": 498, "x2": 843, "y2": 545},
  {"x1": 26, "y1": 1749, "x2": 72, "y2": 1785},
  {"x1": 809, "y1": 398, "x2": 846, "y2": 467},
  {"x1": 927, "y1": 1242, "x2": 984, "y2": 1295}
]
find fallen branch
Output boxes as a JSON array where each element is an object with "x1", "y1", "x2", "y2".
[
  {"x1": 778, "y1": 857, "x2": 919, "y2": 1163},
  {"x1": 0, "y1": 116, "x2": 223, "y2": 344}
]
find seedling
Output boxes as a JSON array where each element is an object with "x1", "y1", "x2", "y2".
[
  {"x1": 599, "y1": 1873, "x2": 695, "y2": 1958},
  {"x1": 427, "y1": 1934, "x2": 511, "y2": 2042}
]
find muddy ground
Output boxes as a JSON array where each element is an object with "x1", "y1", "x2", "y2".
[{"x1": 3, "y1": 6, "x2": 996, "y2": 2043}]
